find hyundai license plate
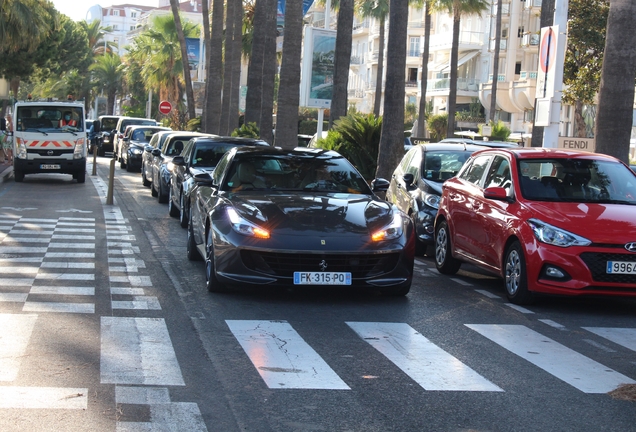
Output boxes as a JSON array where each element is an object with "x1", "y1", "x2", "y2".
[
  {"x1": 606, "y1": 261, "x2": 636, "y2": 274},
  {"x1": 40, "y1": 164, "x2": 60, "y2": 170},
  {"x1": 294, "y1": 272, "x2": 352, "y2": 285}
]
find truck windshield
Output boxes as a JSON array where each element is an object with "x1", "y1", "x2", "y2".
[{"x1": 16, "y1": 106, "x2": 84, "y2": 132}]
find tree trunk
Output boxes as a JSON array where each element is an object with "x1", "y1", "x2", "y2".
[
  {"x1": 244, "y1": 0, "x2": 267, "y2": 128},
  {"x1": 446, "y1": 7, "x2": 460, "y2": 138},
  {"x1": 373, "y1": 19, "x2": 386, "y2": 118},
  {"x1": 274, "y1": 0, "x2": 303, "y2": 149},
  {"x1": 204, "y1": 0, "x2": 224, "y2": 134},
  {"x1": 416, "y1": 1, "x2": 431, "y2": 138},
  {"x1": 259, "y1": 0, "x2": 278, "y2": 144},
  {"x1": 530, "y1": 0, "x2": 555, "y2": 147},
  {"x1": 329, "y1": 0, "x2": 354, "y2": 129},
  {"x1": 201, "y1": 0, "x2": 211, "y2": 131},
  {"x1": 488, "y1": 0, "x2": 503, "y2": 123},
  {"x1": 594, "y1": 0, "x2": 636, "y2": 163},
  {"x1": 220, "y1": 0, "x2": 237, "y2": 136},
  {"x1": 169, "y1": 0, "x2": 196, "y2": 121},
  {"x1": 227, "y1": 0, "x2": 243, "y2": 133},
  {"x1": 375, "y1": 0, "x2": 408, "y2": 180},
  {"x1": 573, "y1": 100, "x2": 587, "y2": 137}
]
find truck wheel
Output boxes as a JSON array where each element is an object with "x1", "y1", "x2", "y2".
[
  {"x1": 76, "y1": 170, "x2": 86, "y2": 184},
  {"x1": 14, "y1": 169, "x2": 24, "y2": 182}
]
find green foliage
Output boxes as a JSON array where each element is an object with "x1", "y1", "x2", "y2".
[
  {"x1": 299, "y1": 120, "x2": 328, "y2": 135},
  {"x1": 404, "y1": 102, "x2": 418, "y2": 124},
  {"x1": 187, "y1": 116, "x2": 201, "y2": 132},
  {"x1": 481, "y1": 120, "x2": 510, "y2": 141},
  {"x1": 427, "y1": 113, "x2": 448, "y2": 141},
  {"x1": 562, "y1": 0, "x2": 609, "y2": 106},
  {"x1": 122, "y1": 105, "x2": 147, "y2": 118},
  {"x1": 315, "y1": 113, "x2": 382, "y2": 179},
  {"x1": 231, "y1": 121, "x2": 259, "y2": 138}
]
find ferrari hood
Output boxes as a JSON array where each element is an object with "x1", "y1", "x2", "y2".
[{"x1": 229, "y1": 192, "x2": 394, "y2": 235}]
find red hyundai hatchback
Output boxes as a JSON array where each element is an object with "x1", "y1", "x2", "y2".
[{"x1": 434, "y1": 147, "x2": 636, "y2": 304}]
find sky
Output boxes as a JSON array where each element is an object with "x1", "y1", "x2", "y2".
[{"x1": 50, "y1": 1, "x2": 160, "y2": 22}]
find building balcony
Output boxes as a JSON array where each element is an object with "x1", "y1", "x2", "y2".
[
  {"x1": 524, "y1": 0, "x2": 542, "y2": 11},
  {"x1": 489, "y1": 38, "x2": 508, "y2": 51},
  {"x1": 520, "y1": 33, "x2": 540, "y2": 49},
  {"x1": 426, "y1": 78, "x2": 481, "y2": 93},
  {"x1": 348, "y1": 88, "x2": 366, "y2": 99},
  {"x1": 350, "y1": 55, "x2": 365, "y2": 65},
  {"x1": 479, "y1": 72, "x2": 537, "y2": 113},
  {"x1": 429, "y1": 31, "x2": 484, "y2": 51}
]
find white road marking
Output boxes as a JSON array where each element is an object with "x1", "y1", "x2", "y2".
[
  {"x1": 0, "y1": 266, "x2": 39, "y2": 274},
  {"x1": 51, "y1": 235, "x2": 96, "y2": 240},
  {"x1": 226, "y1": 320, "x2": 350, "y2": 390},
  {"x1": 110, "y1": 276, "x2": 152, "y2": 286},
  {"x1": 117, "y1": 403, "x2": 207, "y2": 432},
  {"x1": 45, "y1": 252, "x2": 95, "y2": 258},
  {"x1": 466, "y1": 324, "x2": 636, "y2": 393},
  {"x1": 101, "y1": 317, "x2": 185, "y2": 386},
  {"x1": 505, "y1": 303, "x2": 535, "y2": 314},
  {"x1": 1, "y1": 236, "x2": 50, "y2": 243},
  {"x1": 115, "y1": 386, "x2": 171, "y2": 405},
  {"x1": 54, "y1": 228, "x2": 95, "y2": 233},
  {"x1": 0, "y1": 278, "x2": 34, "y2": 286},
  {"x1": 347, "y1": 322, "x2": 502, "y2": 392},
  {"x1": 23, "y1": 302, "x2": 95, "y2": 314},
  {"x1": 450, "y1": 277, "x2": 472, "y2": 286},
  {"x1": 59, "y1": 217, "x2": 95, "y2": 221},
  {"x1": 0, "y1": 257, "x2": 43, "y2": 263},
  {"x1": 19, "y1": 218, "x2": 57, "y2": 223},
  {"x1": 0, "y1": 247, "x2": 47, "y2": 253},
  {"x1": 539, "y1": 319, "x2": 567, "y2": 330},
  {"x1": 112, "y1": 297, "x2": 161, "y2": 310},
  {"x1": 111, "y1": 287, "x2": 146, "y2": 295},
  {"x1": 0, "y1": 293, "x2": 28, "y2": 302},
  {"x1": 583, "y1": 327, "x2": 636, "y2": 352},
  {"x1": 35, "y1": 273, "x2": 95, "y2": 281},
  {"x1": 0, "y1": 386, "x2": 87, "y2": 409},
  {"x1": 40, "y1": 262, "x2": 95, "y2": 269},
  {"x1": 474, "y1": 289, "x2": 500, "y2": 299},
  {"x1": 48, "y1": 243, "x2": 96, "y2": 249},
  {"x1": 0, "y1": 314, "x2": 37, "y2": 381},
  {"x1": 56, "y1": 222, "x2": 95, "y2": 227},
  {"x1": 6, "y1": 230, "x2": 54, "y2": 235},
  {"x1": 30, "y1": 286, "x2": 95, "y2": 296}
]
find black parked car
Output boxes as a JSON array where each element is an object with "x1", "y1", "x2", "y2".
[
  {"x1": 96, "y1": 115, "x2": 122, "y2": 156},
  {"x1": 150, "y1": 132, "x2": 211, "y2": 203},
  {"x1": 187, "y1": 146, "x2": 415, "y2": 294},
  {"x1": 386, "y1": 142, "x2": 484, "y2": 255},
  {"x1": 120, "y1": 125, "x2": 171, "y2": 171},
  {"x1": 169, "y1": 136, "x2": 269, "y2": 228}
]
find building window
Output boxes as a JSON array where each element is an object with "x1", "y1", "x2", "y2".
[
  {"x1": 130, "y1": 26, "x2": 135, "y2": 30},
  {"x1": 131, "y1": 12, "x2": 137, "y2": 18},
  {"x1": 113, "y1": 10, "x2": 119, "y2": 16},
  {"x1": 408, "y1": 37, "x2": 420, "y2": 57},
  {"x1": 112, "y1": 24, "x2": 118, "y2": 30},
  {"x1": 515, "y1": 62, "x2": 522, "y2": 75},
  {"x1": 407, "y1": 68, "x2": 417, "y2": 83}
]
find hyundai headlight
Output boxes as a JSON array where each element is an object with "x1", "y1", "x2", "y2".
[
  {"x1": 527, "y1": 218, "x2": 591, "y2": 247},
  {"x1": 371, "y1": 212, "x2": 404, "y2": 242},
  {"x1": 227, "y1": 208, "x2": 269, "y2": 239}
]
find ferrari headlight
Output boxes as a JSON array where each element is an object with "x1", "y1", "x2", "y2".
[
  {"x1": 227, "y1": 208, "x2": 270, "y2": 239},
  {"x1": 527, "y1": 218, "x2": 591, "y2": 247},
  {"x1": 423, "y1": 193, "x2": 440, "y2": 209},
  {"x1": 371, "y1": 212, "x2": 403, "y2": 242}
]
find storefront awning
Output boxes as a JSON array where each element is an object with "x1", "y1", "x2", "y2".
[{"x1": 439, "y1": 51, "x2": 479, "y2": 72}]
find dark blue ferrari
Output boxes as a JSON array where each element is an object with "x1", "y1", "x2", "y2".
[{"x1": 187, "y1": 147, "x2": 415, "y2": 295}]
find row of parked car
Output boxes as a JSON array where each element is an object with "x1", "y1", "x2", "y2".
[
  {"x1": 386, "y1": 137, "x2": 636, "y2": 305},
  {"x1": 94, "y1": 118, "x2": 636, "y2": 305}
]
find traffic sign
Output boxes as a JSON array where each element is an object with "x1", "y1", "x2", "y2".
[{"x1": 159, "y1": 100, "x2": 172, "y2": 115}]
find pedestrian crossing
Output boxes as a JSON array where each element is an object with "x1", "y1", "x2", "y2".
[{"x1": 226, "y1": 320, "x2": 636, "y2": 394}]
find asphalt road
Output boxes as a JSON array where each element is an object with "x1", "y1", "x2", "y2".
[{"x1": 0, "y1": 156, "x2": 634, "y2": 432}]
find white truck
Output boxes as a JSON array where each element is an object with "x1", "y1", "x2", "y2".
[{"x1": 10, "y1": 100, "x2": 89, "y2": 183}]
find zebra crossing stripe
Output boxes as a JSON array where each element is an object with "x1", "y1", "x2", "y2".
[
  {"x1": 466, "y1": 324, "x2": 636, "y2": 393},
  {"x1": 0, "y1": 314, "x2": 37, "y2": 381},
  {"x1": 347, "y1": 322, "x2": 503, "y2": 392},
  {"x1": 100, "y1": 317, "x2": 185, "y2": 386},
  {"x1": 0, "y1": 386, "x2": 87, "y2": 409},
  {"x1": 226, "y1": 320, "x2": 350, "y2": 390},
  {"x1": 583, "y1": 327, "x2": 636, "y2": 352}
]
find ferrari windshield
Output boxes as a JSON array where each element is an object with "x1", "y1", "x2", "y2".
[
  {"x1": 223, "y1": 154, "x2": 372, "y2": 194},
  {"x1": 518, "y1": 158, "x2": 636, "y2": 204}
]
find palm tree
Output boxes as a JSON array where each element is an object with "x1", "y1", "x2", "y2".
[
  {"x1": 80, "y1": 19, "x2": 115, "y2": 56},
  {"x1": 355, "y1": 0, "x2": 390, "y2": 117},
  {"x1": 90, "y1": 53, "x2": 124, "y2": 115},
  {"x1": 129, "y1": 15, "x2": 198, "y2": 127},
  {"x1": 0, "y1": 0, "x2": 56, "y2": 53},
  {"x1": 488, "y1": 0, "x2": 503, "y2": 123},
  {"x1": 203, "y1": 0, "x2": 224, "y2": 134},
  {"x1": 244, "y1": 0, "x2": 268, "y2": 128},
  {"x1": 529, "y1": 0, "x2": 554, "y2": 148},
  {"x1": 329, "y1": 0, "x2": 354, "y2": 129},
  {"x1": 594, "y1": 0, "x2": 636, "y2": 163},
  {"x1": 415, "y1": 0, "x2": 432, "y2": 138},
  {"x1": 375, "y1": 0, "x2": 409, "y2": 180},
  {"x1": 437, "y1": 0, "x2": 489, "y2": 138},
  {"x1": 169, "y1": 0, "x2": 196, "y2": 121},
  {"x1": 259, "y1": 0, "x2": 278, "y2": 144},
  {"x1": 220, "y1": 0, "x2": 238, "y2": 135},
  {"x1": 274, "y1": 0, "x2": 304, "y2": 149},
  {"x1": 228, "y1": 0, "x2": 244, "y2": 134}
]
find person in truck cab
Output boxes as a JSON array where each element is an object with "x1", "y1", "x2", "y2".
[{"x1": 60, "y1": 111, "x2": 77, "y2": 128}]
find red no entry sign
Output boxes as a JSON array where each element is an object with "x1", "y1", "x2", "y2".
[{"x1": 159, "y1": 100, "x2": 172, "y2": 115}]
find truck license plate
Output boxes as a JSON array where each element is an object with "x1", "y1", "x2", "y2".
[
  {"x1": 40, "y1": 164, "x2": 61, "y2": 170},
  {"x1": 293, "y1": 272, "x2": 352, "y2": 285}
]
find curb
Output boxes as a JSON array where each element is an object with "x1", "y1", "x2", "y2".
[{"x1": 0, "y1": 166, "x2": 13, "y2": 183}]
